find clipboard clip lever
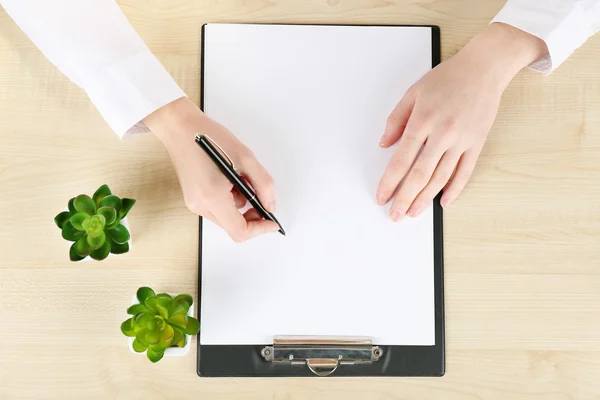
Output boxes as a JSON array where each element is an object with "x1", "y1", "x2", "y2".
[{"x1": 261, "y1": 336, "x2": 383, "y2": 377}]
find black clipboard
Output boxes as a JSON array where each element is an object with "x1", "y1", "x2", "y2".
[{"x1": 196, "y1": 23, "x2": 444, "y2": 377}]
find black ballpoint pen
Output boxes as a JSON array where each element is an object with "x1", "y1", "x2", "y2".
[{"x1": 194, "y1": 134, "x2": 286, "y2": 236}]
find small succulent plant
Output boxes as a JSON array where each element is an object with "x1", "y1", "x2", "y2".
[
  {"x1": 54, "y1": 184, "x2": 135, "y2": 261},
  {"x1": 121, "y1": 287, "x2": 200, "y2": 363}
]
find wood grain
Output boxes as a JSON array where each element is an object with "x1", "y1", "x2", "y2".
[{"x1": 1, "y1": 1, "x2": 599, "y2": 399}]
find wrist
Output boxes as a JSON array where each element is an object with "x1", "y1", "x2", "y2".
[
  {"x1": 143, "y1": 97, "x2": 206, "y2": 148},
  {"x1": 460, "y1": 22, "x2": 547, "y2": 89}
]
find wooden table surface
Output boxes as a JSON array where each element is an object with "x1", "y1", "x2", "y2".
[{"x1": 1, "y1": 1, "x2": 600, "y2": 399}]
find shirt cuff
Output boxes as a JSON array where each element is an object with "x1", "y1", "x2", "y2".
[
  {"x1": 491, "y1": 1, "x2": 594, "y2": 75},
  {"x1": 80, "y1": 50, "x2": 186, "y2": 138}
]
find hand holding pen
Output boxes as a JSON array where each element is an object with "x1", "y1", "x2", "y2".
[
  {"x1": 195, "y1": 134, "x2": 285, "y2": 236},
  {"x1": 144, "y1": 99, "x2": 282, "y2": 243}
]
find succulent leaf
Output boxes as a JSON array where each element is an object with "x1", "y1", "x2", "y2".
[
  {"x1": 90, "y1": 239, "x2": 110, "y2": 260},
  {"x1": 70, "y1": 213, "x2": 90, "y2": 231},
  {"x1": 159, "y1": 324, "x2": 175, "y2": 348},
  {"x1": 62, "y1": 222, "x2": 83, "y2": 241},
  {"x1": 144, "y1": 297, "x2": 159, "y2": 314},
  {"x1": 156, "y1": 297, "x2": 172, "y2": 312},
  {"x1": 166, "y1": 314, "x2": 187, "y2": 331},
  {"x1": 132, "y1": 338, "x2": 148, "y2": 353},
  {"x1": 145, "y1": 328, "x2": 160, "y2": 345},
  {"x1": 92, "y1": 184, "x2": 112, "y2": 208},
  {"x1": 97, "y1": 207, "x2": 117, "y2": 226},
  {"x1": 146, "y1": 346, "x2": 164, "y2": 363},
  {"x1": 170, "y1": 300, "x2": 190, "y2": 316},
  {"x1": 135, "y1": 328, "x2": 149, "y2": 346},
  {"x1": 69, "y1": 243, "x2": 85, "y2": 262},
  {"x1": 109, "y1": 238, "x2": 129, "y2": 255},
  {"x1": 68, "y1": 197, "x2": 77, "y2": 214},
  {"x1": 95, "y1": 214, "x2": 106, "y2": 227},
  {"x1": 127, "y1": 304, "x2": 148, "y2": 316},
  {"x1": 148, "y1": 316, "x2": 158, "y2": 331},
  {"x1": 173, "y1": 294, "x2": 193, "y2": 308},
  {"x1": 105, "y1": 219, "x2": 120, "y2": 231},
  {"x1": 156, "y1": 304, "x2": 169, "y2": 319},
  {"x1": 185, "y1": 317, "x2": 200, "y2": 335},
  {"x1": 157, "y1": 297, "x2": 172, "y2": 306},
  {"x1": 118, "y1": 198, "x2": 136, "y2": 219},
  {"x1": 75, "y1": 235, "x2": 92, "y2": 257},
  {"x1": 54, "y1": 211, "x2": 72, "y2": 229},
  {"x1": 87, "y1": 231, "x2": 106, "y2": 250},
  {"x1": 135, "y1": 312, "x2": 153, "y2": 327},
  {"x1": 120, "y1": 318, "x2": 135, "y2": 337},
  {"x1": 136, "y1": 287, "x2": 155, "y2": 305},
  {"x1": 107, "y1": 224, "x2": 130, "y2": 244},
  {"x1": 99, "y1": 195, "x2": 121, "y2": 213},
  {"x1": 172, "y1": 328, "x2": 185, "y2": 348},
  {"x1": 74, "y1": 194, "x2": 96, "y2": 216}
]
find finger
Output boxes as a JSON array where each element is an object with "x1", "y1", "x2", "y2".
[
  {"x1": 239, "y1": 152, "x2": 276, "y2": 212},
  {"x1": 376, "y1": 113, "x2": 429, "y2": 206},
  {"x1": 243, "y1": 208, "x2": 262, "y2": 222},
  {"x1": 232, "y1": 187, "x2": 247, "y2": 209},
  {"x1": 406, "y1": 150, "x2": 462, "y2": 217},
  {"x1": 380, "y1": 88, "x2": 417, "y2": 148},
  {"x1": 213, "y1": 197, "x2": 278, "y2": 243},
  {"x1": 440, "y1": 149, "x2": 479, "y2": 208},
  {"x1": 389, "y1": 140, "x2": 447, "y2": 221}
]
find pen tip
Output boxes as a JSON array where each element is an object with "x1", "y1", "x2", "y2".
[{"x1": 279, "y1": 228, "x2": 286, "y2": 236}]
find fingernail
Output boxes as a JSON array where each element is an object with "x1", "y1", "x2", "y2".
[
  {"x1": 379, "y1": 135, "x2": 389, "y2": 146},
  {"x1": 408, "y1": 206, "x2": 421, "y2": 217},
  {"x1": 268, "y1": 200, "x2": 276, "y2": 212},
  {"x1": 376, "y1": 191, "x2": 386, "y2": 205},
  {"x1": 391, "y1": 209, "x2": 404, "y2": 222},
  {"x1": 441, "y1": 197, "x2": 451, "y2": 208}
]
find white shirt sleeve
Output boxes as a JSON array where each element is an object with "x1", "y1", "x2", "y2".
[
  {"x1": 492, "y1": 0, "x2": 600, "y2": 75},
  {"x1": 0, "y1": 0, "x2": 186, "y2": 138}
]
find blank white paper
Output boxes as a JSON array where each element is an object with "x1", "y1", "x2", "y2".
[{"x1": 200, "y1": 24, "x2": 435, "y2": 346}]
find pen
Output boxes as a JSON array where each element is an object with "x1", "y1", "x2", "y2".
[{"x1": 194, "y1": 134, "x2": 286, "y2": 236}]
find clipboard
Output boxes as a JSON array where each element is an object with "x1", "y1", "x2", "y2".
[{"x1": 196, "y1": 23, "x2": 444, "y2": 377}]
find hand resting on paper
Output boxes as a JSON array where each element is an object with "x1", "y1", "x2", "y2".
[
  {"x1": 376, "y1": 22, "x2": 547, "y2": 221},
  {"x1": 144, "y1": 98, "x2": 280, "y2": 242}
]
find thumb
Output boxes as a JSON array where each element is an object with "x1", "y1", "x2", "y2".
[{"x1": 239, "y1": 152, "x2": 277, "y2": 212}]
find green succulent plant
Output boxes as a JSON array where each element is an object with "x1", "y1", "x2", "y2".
[
  {"x1": 54, "y1": 184, "x2": 135, "y2": 261},
  {"x1": 121, "y1": 287, "x2": 200, "y2": 363}
]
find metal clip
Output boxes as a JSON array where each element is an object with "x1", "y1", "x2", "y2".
[{"x1": 261, "y1": 336, "x2": 382, "y2": 377}]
